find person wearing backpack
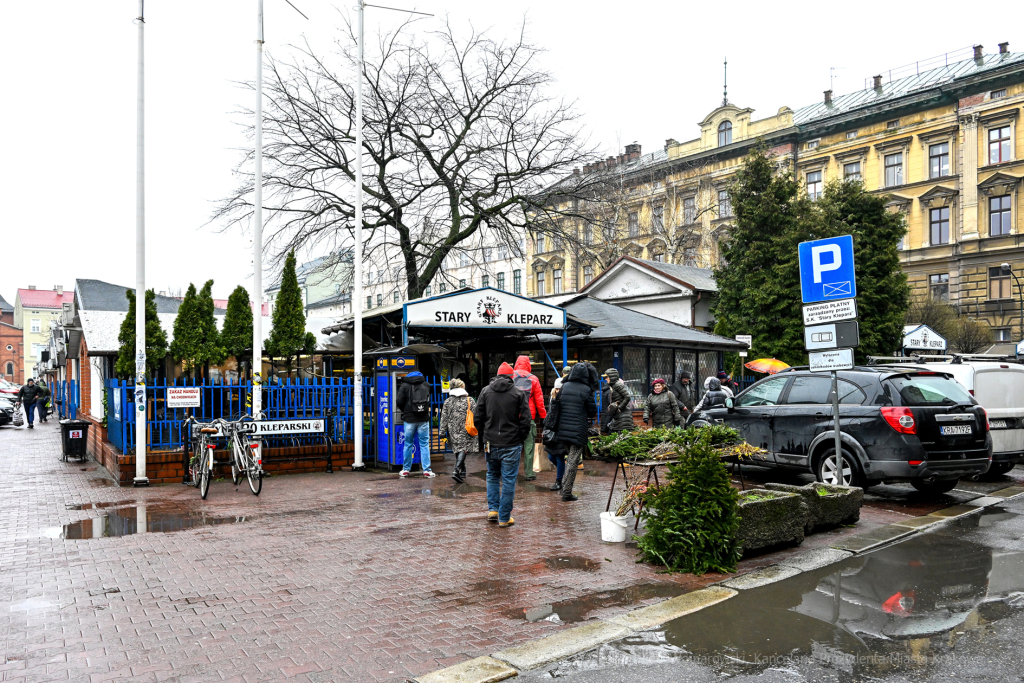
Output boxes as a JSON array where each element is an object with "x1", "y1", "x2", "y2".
[
  {"x1": 438, "y1": 378, "x2": 477, "y2": 483},
  {"x1": 512, "y1": 356, "x2": 547, "y2": 481},
  {"x1": 396, "y1": 371, "x2": 436, "y2": 478},
  {"x1": 545, "y1": 363, "x2": 597, "y2": 501},
  {"x1": 474, "y1": 362, "x2": 532, "y2": 527}
]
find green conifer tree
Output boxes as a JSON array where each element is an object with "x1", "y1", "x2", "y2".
[
  {"x1": 115, "y1": 289, "x2": 168, "y2": 380},
  {"x1": 170, "y1": 284, "x2": 202, "y2": 378},
  {"x1": 221, "y1": 285, "x2": 254, "y2": 376},
  {"x1": 196, "y1": 280, "x2": 227, "y2": 376},
  {"x1": 267, "y1": 251, "x2": 316, "y2": 375}
]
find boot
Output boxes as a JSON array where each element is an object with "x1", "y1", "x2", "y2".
[
  {"x1": 549, "y1": 480, "x2": 562, "y2": 491},
  {"x1": 452, "y1": 452, "x2": 466, "y2": 483}
]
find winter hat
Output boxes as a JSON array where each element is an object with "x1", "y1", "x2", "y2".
[
  {"x1": 497, "y1": 362, "x2": 514, "y2": 376},
  {"x1": 717, "y1": 371, "x2": 729, "y2": 380},
  {"x1": 562, "y1": 365, "x2": 572, "y2": 376},
  {"x1": 449, "y1": 378, "x2": 465, "y2": 389},
  {"x1": 652, "y1": 378, "x2": 666, "y2": 386}
]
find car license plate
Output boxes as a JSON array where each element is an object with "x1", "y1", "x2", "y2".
[
  {"x1": 940, "y1": 425, "x2": 972, "y2": 435},
  {"x1": 989, "y1": 419, "x2": 1008, "y2": 429}
]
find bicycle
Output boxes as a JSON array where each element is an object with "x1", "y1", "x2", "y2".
[
  {"x1": 228, "y1": 415, "x2": 263, "y2": 496},
  {"x1": 184, "y1": 416, "x2": 219, "y2": 500}
]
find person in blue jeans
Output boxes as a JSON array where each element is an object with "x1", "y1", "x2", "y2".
[
  {"x1": 396, "y1": 371, "x2": 435, "y2": 477},
  {"x1": 473, "y1": 362, "x2": 532, "y2": 527}
]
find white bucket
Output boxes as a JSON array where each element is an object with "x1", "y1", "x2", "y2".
[{"x1": 600, "y1": 511, "x2": 630, "y2": 543}]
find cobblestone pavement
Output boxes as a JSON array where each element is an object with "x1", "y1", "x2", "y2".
[{"x1": 1, "y1": 423, "x2": 1020, "y2": 682}]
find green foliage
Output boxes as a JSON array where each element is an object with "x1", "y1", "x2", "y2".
[
  {"x1": 635, "y1": 430, "x2": 742, "y2": 575},
  {"x1": 220, "y1": 285, "x2": 254, "y2": 372},
  {"x1": 115, "y1": 289, "x2": 168, "y2": 379},
  {"x1": 267, "y1": 251, "x2": 314, "y2": 372},
  {"x1": 713, "y1": 147, "x2": 909, "y2": 365},
  {"x1": 171, "y1": 281, "x2": 225, "y2": 377},
  {"x1": 593, "y1": 424, "x2": 739, "y2": 461}
]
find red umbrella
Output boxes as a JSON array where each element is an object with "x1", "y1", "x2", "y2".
[{"x1": 744, "y1": 358, "x2": 790, "y2": 375}]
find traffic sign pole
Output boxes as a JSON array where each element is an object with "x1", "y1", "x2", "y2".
[{"x1": 831, "y1": 371, "x2": 842, "y2": 469}]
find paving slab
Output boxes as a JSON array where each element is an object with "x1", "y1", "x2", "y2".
[
  {"x1": 720, "y1": 564, "x2": 801, "y2": 590},
  {"x1": 830, "y1": 524, "x2": 916, "y2": 553},
  {"x1": 491, "y1": 622, "x2": 631, "y2": 671},
  {"x1": 963, "y1": 496, "x2": 1005, "y2": 508},
  {"x1": 988, "y1": 486, "x2": 1024, "y2": 498},
  {"x1": 890, "y1": 515, "x2": 946, "y2": 529},
  {"x1": 414, "y1": 656, "x2": 517, "y2": 683},
  {"x1": 776, "y1": 547, "x2": 854, "y2": 572},
  {"x1": 606, "y1": 586, "x2": 737, "y2": 631},
  {"x1": 929, "y1": 504, "x2": 983, "y2": 518}
]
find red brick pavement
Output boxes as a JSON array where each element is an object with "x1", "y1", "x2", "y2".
[{"x1": 3, "y1": 422, "x2": 1010, "y2": 682}]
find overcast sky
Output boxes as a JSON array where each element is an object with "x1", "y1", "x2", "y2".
[{"x1": 1, "y1": 1, "x2": 1017, "y2": 304}]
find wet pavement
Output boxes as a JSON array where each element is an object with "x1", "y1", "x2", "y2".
[{"x1": 2, "y1": 421, "x2": 1023, "y2": 682}]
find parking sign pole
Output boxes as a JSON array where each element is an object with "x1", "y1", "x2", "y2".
[{"x1": 831, "y1": 370, "x2": 842, "y2": 465}]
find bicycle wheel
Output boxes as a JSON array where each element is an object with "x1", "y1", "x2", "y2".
[
  {"x1": 189, "y1": 435, "x2": 204, "y2": 486},
  {"x1": 246, "y1": 442, "x2": 263, "y2": 496},
  {"x1": 231, "y1": 437, "x2": 242, "y2": 486},
  {"x1": 199, "y1": 445, "x2": 212, "y2": 500}
]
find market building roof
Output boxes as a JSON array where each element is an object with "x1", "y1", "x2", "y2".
[{"x1": 76, "y1": 279, "x2": 194, "y2": 314}]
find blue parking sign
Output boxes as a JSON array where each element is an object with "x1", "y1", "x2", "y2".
[{"x1": 798, "y1": 235, "x2": 857, "y2": 304}]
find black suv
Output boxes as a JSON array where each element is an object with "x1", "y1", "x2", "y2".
[{"x1": 704, "y1": 367, "x2": 992, "y2": 493}]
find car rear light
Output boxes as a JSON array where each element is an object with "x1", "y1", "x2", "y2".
[
  {"x1": 882, "y1": 590, "x2": 915, "y2": 616},
  {"x1": 979, "y1": 408, "x2": 990, "y2": 432},
  {"x1": 969, "y1": 389, "x2": 975, "y2": 396},
  {"x1": 881, "y1": 406, "x2": 917, "y2": 435},
  {"x1": 908, "y1": 460, "x2": 923, "y2": 466}
]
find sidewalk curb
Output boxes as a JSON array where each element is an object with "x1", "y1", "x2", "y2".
[{"x1": 414, "y1": 486, "x2": 1024, "y2": 682}]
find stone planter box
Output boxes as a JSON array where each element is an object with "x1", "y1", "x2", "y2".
[
  {"x1": 765, "y1": 482, "x2": 863, "y2": 533},
  {"x1": 737, "y1": 490, "x2": 807, "y2": 553}
]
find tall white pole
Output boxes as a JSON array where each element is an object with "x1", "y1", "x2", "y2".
[
  {"x1": 352, "y1": 0, "x2": 365, "y2": 469},
  {"x1": 133, "y1": 0, "x2": 149, "y2": 487},
  {"x1": 252, "y1": 0, "x2": 264, "y2": 419}
]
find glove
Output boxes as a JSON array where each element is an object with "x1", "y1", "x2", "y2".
[{"x1": 643, "y1": 417, "x2": 649, "y2": 425}]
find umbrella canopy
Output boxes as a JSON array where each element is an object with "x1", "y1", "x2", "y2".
[{"x1": 745, "y1": 358, "x2": 790, "y2": 375}]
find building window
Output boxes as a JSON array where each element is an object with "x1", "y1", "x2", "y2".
[
  {"x1": 424, "y1": 286, "x2": 431, "y2": 298},
  {"x1": 887, "y1": 120, "x2": 900, "y2": 129},
  {"x1": 513, "y1": 270, "x2": 521, "y2": 295},
  {"x1": 843, "y1": 162, "x2": 862, "y2": 181},
  {"x1": 30, "y1": 319, "x2": 41, "y2": 333},
  {"x1": 806, "y1": 170, "x2": 823, "y2": 200},
  {"x1": 582, "y1": 265, "x2": 593, "y2": 285},
  {"x1": 652, "y1": 204, "x2": 664, "y2": 231},
  {"x1": 806, "y1": 139, "x2": 820, "y2": 150},
  {"x1": 535, "y1": 234, "x2": 545, "y2": 254},
  {"x1": 31, "y1": 343, "x2": 45, "y2": 360},
  {"x1": 651, "y1": 253, "x2": 664, "y2": 262},
  {"x1": 497, "y1": 244, "x2": 508, "y2": 260},
  {"x1": 846, "y1": 131, "x2": 858, "y2": 140},
  {"x1": 481, "y1": 274, "x2": 489, "y2": 288},
  {"x1": 459, "y1": 278, "x2": 467, "y2": 289},
  {"x1": 993, "y1": 327, "x2": 1012, "y2": 342},
  {"x1": 990, "y1": 267, "x2": 1012, "y2": 299},
  {"x1": 884, "y1": 153, "x2": 903, "y2": 187},
  {"x1": 439, "y1": 282, "x2": 447, "y2": 294},
  {"x1": 536, "y1": 271, "x2": 546, "y2": 296},
  {"x1": 483, "y1": 247, "x2": 492, "y2": 262},
  {"x1": 496, "y1": 272, "x2": 505, "y2": 291},
  {"x1": 366, "y1": 295, "x2": 372, "y2": 309},
  {"x1": 553, "y1": 269, "x2": 562, "y2": 294},
  {"x1": 929, "y1": 273, "x2": 949, "y2": 301},
  {"x1": 718, "y1": 190, "x2": 732, "y2": 218},
  {"x1": 683, "y1": 196, "x2": 696, "y2": 224},
  {"x1": 394, "y1": 291, "x2": 400, "y2": 303},
  {"x1": 628, "y1": 211, "x2": 639, "y2": 237},
  {"x1": 929, "y1": 207, "x2": 950, "y2": 245},
  {"x1": 990, "y1": 195, "x2": 1013, "y2": 236},
  {"x1": 991, "y1": 89, "x2": 1007, "y2": 99},
  {"x1": 718, "y1": 121, "x2": 732, "y2": 147},
  {"x1": 460, "y1": 252, "x2": 469, "y2": 267},
  {"x1": 683, "y1": 247, "x2": 697, "y2": 266},
  {"x1": 4, "y1": 362, "x2": 12, "y2": 377},
  {"x1": 584, "y1": 222, "x2": 594, "y2": 245},
  {"x1": 989, "y1": 126, "x2": 1012, "y2": 164},
  {"x1": 376, "y1": 294, "x2": 383, "y2": 307},
  {"x1": 929, "y1": 143, "x2": 950, "y2": 178}
]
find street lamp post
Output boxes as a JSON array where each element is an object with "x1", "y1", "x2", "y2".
[
  {"x1": 1001, "y1": 263, "x2": 1024, "y2": 346},
  {"x1": 252, "y1": 0, "x2": 265, "y2": 421}
]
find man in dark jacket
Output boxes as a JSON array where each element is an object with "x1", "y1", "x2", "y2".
[
  {"x1": 17, "y1": 379, "x2": 42, "y2": 429},
  {"x1": 474, "y1": 362, "x2": 532, "y2": 527},
  {"x1": 396, "y1": 371, "x2": 436, "y2": 478},
  {"x1": 670, "y1": 372, "x2": 694, "y2": 414},
  {"x1": 603, "y1": 368, "x2": 635, "y2": 432},
  {"x1": 546, "y1": 363, "x2": 597, "y2": 501}
]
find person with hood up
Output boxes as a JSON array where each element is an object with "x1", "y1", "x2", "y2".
[
  {"x1": 693, "y1": 376, "x2": 731, "y2": 413},
  {"x1": 474, "y1": 362, "x2": 532, "y2": 527},
  {"x1": 669, "y1": 371, "x2": 694, "y2": 414},
  {"x1": 603, "y1": 368, "x2": 635, "y2": 432},
  {"x1": 717, "y1": 371, "x2": 739, "y2": 398},
  {"x1": 545, "y1": 363, "x2": 597, "y2": 501},
  {"x1": 36, "y1": 380, "x2": 51, "y2": 423},
  {"x1": 438, "y1": 378, "x2": 477, "y2": 483},
  {"x1": 396, "y1": 371, "x2": 436, "y2": 477},
  {"x1": 512, "y1": 356, "x2": 547, "y2": 481},
  {"x1": 16, "y1": 379, "x2": 42, "y2": 429},
  {"x1": 643, "y1": 378, "x2": 683, "y2": 428}
]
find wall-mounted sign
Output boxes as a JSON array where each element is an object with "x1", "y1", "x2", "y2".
[
  {"x1": 405, "y1": 289, "x2": 565, "y2": 329},
  {"x1": 167, "y1": 387, "x2": 201, "y2": 408},
  {"x1": 252, "y1": 419, "x2": 325, "y2": 436}
]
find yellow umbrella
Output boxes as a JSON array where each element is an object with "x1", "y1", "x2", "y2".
[{"x1": 744, "y1": 358, "x2": 790, "y2": 375}]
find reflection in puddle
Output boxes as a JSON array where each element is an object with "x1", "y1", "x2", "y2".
[
  {"x1": 510, "y1": 583, "x2": 681, "y2": 624},
  {"x1": 543, "y1": 556, "x2": 601, "y2": 571},
  {"x1": 422, "y1": 484, "x2": 488, "y2": 498},
  {"x1": 47, "y1": 505, "x2": 247, "y2": 539},
  {"x1": 66, "y1": 499, "x2": 135, "y2": 511}
]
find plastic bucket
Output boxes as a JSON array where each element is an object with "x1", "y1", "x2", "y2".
[{"x1": 600, "y1": 511, "x2": 629, "y2": 542}]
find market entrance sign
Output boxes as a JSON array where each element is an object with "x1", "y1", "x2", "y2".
[
  {"x1": 252, "y1": 419, "x2": 325, "y2": 436},
  {"x1": 404, "y1": 288, "x2": 565, "y2": 330}
]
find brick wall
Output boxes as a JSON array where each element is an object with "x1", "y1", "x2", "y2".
[
  {"x1": 79, "y1": 337, "x2": 91, "y2": 418},
  {"x1": 0, "y1": 310, "x2": 24, "y2": 384}
]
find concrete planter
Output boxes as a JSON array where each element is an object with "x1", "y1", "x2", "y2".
[
  {"x1": 737, "y1": 490, "x2": 806, "y2": 553},
  {"x1": 765, "y1": 482, "x2": 863, "y2": 533}
]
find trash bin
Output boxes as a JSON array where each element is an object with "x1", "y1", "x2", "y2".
[{"x1": 60, "y1": 419, "x2": 90, "y2": 461}]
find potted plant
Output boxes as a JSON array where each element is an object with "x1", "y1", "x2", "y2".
[
  {"x1": 765, "y1": 482, "x2": 863, "y2": 533},
  {"x1": 736, "y1": 489, "x2": 807, "y2": 553}
]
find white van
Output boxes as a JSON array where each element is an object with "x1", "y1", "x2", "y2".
[{"x1": 932, "y1": 360, "x2": 1024, "y2": 476}]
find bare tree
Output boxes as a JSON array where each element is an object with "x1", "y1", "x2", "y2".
[
  {"x1": 949, "y1": 317, "x2": 992, "y2": 354},
  {"x1": 215, "y1": 19, "x2": 602, "y2": 299}
]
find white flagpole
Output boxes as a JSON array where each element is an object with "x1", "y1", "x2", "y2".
[
  {"x1": 133, "y1": 0, "x2": 149, "y2": 487},
  {"x1": 352, "y1": 0, "x2": 365, "y2": 469},
  {"x1": 252, "y1": 0, "x2": 265, "y2": 419}
]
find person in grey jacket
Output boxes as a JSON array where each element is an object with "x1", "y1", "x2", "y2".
[
  {"x1": 693, "y1": 377, "x2": 730, "y2": 412},
  {"x1": 642, "y1": 378, "x2": 683, "y2": 428},
  {"x1": 438, "y1": 378, "x2": 477, "y2": 483},
  {"x1": 603, "y1": 368, "x2": 635, "y2": 432}
]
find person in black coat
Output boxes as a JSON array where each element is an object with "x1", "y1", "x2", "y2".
[{"x1": 545, "y1": 363, "x2": 596, "y2": 501}]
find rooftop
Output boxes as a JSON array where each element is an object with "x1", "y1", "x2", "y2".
[
  {"x1": 0, "y1": 293, "x2": 12, "y2": 313},
  {"x1": 17, "y1": 288, "x2": 74, "y2": 310},
  {"x1": 76, "y1": 279, "x2": 194, "y2": 314}
]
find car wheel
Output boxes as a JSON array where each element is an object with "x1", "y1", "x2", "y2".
[
  {"x1": 981, "y1": 463, "x2": 1015, "y2": 479},
  {"x1": 816, "y1": 448, "x2": 863, "y2": 488},
  {"x1": 910, "y1": 478, "x2": 959, "y2": 494}
]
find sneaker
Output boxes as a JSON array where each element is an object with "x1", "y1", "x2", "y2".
[
  {"x1": 399, "y1": 470, "x2": 410, "y2": 478},
  {"x1": 423, "y1": 471, "x2": 437, "y2": 478},
  {"x1": 498, "y1": 518, "x2": 515, "y2": 528},
  {"x1": 487, "y1": 511, "x2": 499, "y2": 523}
]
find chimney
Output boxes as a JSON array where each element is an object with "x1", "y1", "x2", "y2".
[
  {"x1": 664, "y1": 138, "x2": 677, "y2": 150},
  {"x1": 999, "y1": 42, "x2": 1009, "y2": 54},
  {"x1": 28, "y1": 285, "x2": 36, "y2": 290},
  {"x1": 55, "y1": 285, "x2": 63, "y2": 296},
  {"x1": 824, "y1": 90, "x2": 833, "y2": 106},
  {"x1": 624, "y1": 142, "x2": 642, "y2": 156},
  {"x1": 159, "y1": 290, "x2": 167, "y2": 296},
  {"x1": 607, "y1": 156, "x2": 616, "y2": 167},
  {"x1": 573, "y1": 168, "x2": 580, "y2": 176},
  {"x1": 872, "y1": 75, "x2": 883, "y2": 91},
  {"x1": 974, "y1": 44, "x2": 984, "y2": 62}
]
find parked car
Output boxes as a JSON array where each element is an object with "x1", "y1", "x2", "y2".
[
  {"x1": 0, "y1": 396, "x2": 15, "y2": 426},
  {"x1": 704, "y1": 367, "x2": 992, "y2": 493},
  {"x1": 0, "y1": 379, "x2": 19, "y2": 398}
]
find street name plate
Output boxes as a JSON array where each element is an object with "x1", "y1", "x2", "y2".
[
  {"x1": 252, "y1": 419, "x2": 325, "y2": 436},
  {"x1": 804, "y1": 321, "x2": 860, "y2": 351},
  {"x1": 802, "y1": 298, "x2": 857, "y2": 326},
  {"x1": 809, "y1": 348, "x2": 855, "y2": 373}
]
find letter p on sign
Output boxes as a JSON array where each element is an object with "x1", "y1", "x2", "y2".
[
  {"x1": 799, "y1": 235, "x2": 856, "y2": 304},
  {"x1": 811, "y1": 244, "x2": 842, "y2": 283}
]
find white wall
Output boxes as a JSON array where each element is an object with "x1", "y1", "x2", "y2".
[{"x1": 620, "y1": 299, "x2": 693, "y2": 327}]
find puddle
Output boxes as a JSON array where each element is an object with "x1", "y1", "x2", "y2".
[
  {"x1": 509, "y1": 583, "x2": 682, "y2": 624},
  {"x1": 66, "y1": 499, "x2": 135, "y2": 511},
  {"x1": 543, "y1": 556, "x2": 601, "y2": 571},
  {"x1": 8, "y1": 598, "x2": 56, "y2": 613},
  {"x1": 582, "y1": 469, "x2": 603, "y2": 477},
  {"x1": 79, "y1": 467, "x2": 97, "y2": 471},
  {"x1": 422, "y1": 484, "x2": 489, "y2": 498},
  {"x1": 46, "y1": 505, "x2": 248, "y2": 539},
  {"x1": 87, "y1": 478, "x2": 115, "y2": 487}
]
